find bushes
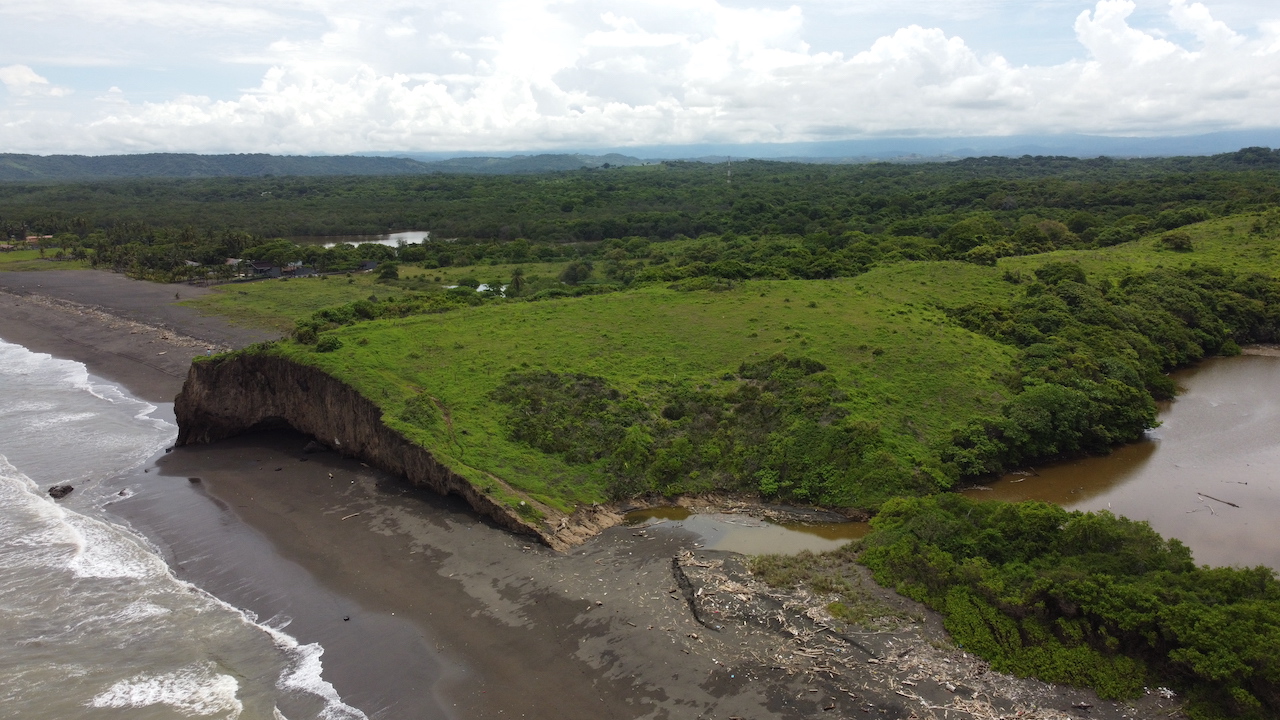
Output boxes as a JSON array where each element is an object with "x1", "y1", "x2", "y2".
[
  {"x1": 315, "y1": 335, "x2": 343, "y2": 352},
  {"x1": 860, "y1": 495, "x2": 1280, "y2": 719},
  {"x1": 942, "y1": 264, "x2": 1280, "y2": 476},
  {"x1": 490, "y1": 354, "x2": 926, "y2": 504},
  {"x1": 399, "y1": 393, "x2": 440, "y2": 428},
  {"x1": 1161, "y1": 231, "x2": 1194, "y2": 251},
  {"x1": 490, "y1": 371, "x2": 641, "y2": 464}
]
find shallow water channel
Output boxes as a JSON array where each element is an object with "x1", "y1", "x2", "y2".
[
  {"x1": 627, "y1": 354, "x2": 1280, "y2": 567},
  {"x1": 625, "y1": 507, "x2": 869, "y2": 555},
  {"x1": 964, "y1": 353, "x2": 1280, "y2": 570}
]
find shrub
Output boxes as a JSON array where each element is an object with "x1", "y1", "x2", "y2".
[
  {"x1": 399, "y1": 393, "x2": 439, "y2": 428},
  {"x1": 315, "y1": 336, "x2": 343, "y2": 352},
  {"x1": 1160, "y1": 231, "x2": 1194, "y2": 252},
  {"x1": 861, "y1": 495, "x2": 1280, "y2": 718}
]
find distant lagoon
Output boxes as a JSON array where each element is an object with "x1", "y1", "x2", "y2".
[{"x1": 289, "y1": 231, "x2": 432, "y2": 248}]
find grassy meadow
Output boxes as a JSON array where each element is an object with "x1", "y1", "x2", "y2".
[
  {"x1": 267, "y1": 264, "x2": 1019, "y2": 511},
  {"x1": 193, "y1": 212, "x2": 1280, "y2": 517},
  {"x1": 183, "y1": 261, "x2": 576, "y2": 331},
  {"x1": 0, "y1": 248, "x2": 88, "y2": 271}
]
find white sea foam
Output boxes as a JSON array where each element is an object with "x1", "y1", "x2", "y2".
[
  {"x1": 0, "y1": 337, "x2": 368, "y2": 720},
  {"x1": 66, "y1": 513, "x2": 169, "y2": 580},
  {"x1": 116, "y1": 599, "x2": 173, "y2": 622},
  {"x1": 265, "y1": 627, "x2": 368, "y2": 720},
  {"x1": 90, "y1": 663, "x2": 245, "y2": 718}
]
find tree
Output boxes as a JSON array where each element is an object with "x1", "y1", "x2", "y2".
[
  {"x1": 560, "y1": 261, "x2": 593, "y2": 285},
  {"x1": 509, "y1": 267, "x2": 526, "y2": 296}
]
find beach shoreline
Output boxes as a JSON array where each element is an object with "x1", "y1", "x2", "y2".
[
  {"x1": 0, "y1": 270, "x2": 275, "y2": 402},
  {"x1": 0, "y1": 269, "x2": 1184, "y2": 720}
]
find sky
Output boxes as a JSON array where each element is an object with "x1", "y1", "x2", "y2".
[{"x1": 1, "y1": 0, "x2": 1279, "y2": 155}]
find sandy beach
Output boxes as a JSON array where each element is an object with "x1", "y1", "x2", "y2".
[
  {"x1": 0, "y1": 269, "x2": 1183, "y2": 720},
  {"x1": 0, "y1": 271, "x2": 275, "y2": 402}
]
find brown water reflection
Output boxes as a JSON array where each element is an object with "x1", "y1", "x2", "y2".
[
  {"x1": 965, "y1": 355, "x2": 1280, "y2": 570},
  {"x1": 625, "y1": 507, "x2": 868, "y2": 555}
]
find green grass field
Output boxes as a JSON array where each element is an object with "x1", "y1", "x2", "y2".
[
  {"x1": 1000, "y1": 215, "x2": 1280, "y2": 278},
  {"x1": 197, "y1": 214, "x2": 1280, "y2": 515},
  {"x1": 183, "y1": 261, "x2": 576, "y2": 331},
  {"x1": 184, "y1": 274, "x2": 391, "y2": 331},
  {"x1": 0, "y1": 249, "x2": 88, "y2": 271},
  {"x1": 266, "y1": 263, "x2": 1021, "y2": 511}
]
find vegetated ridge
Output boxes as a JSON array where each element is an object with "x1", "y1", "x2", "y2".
[
  {"x1": 3, "y1": 147, "x2": 1280, "y2": 243},
  {"x1": 0, "y1": 152, "x2": 646, "y2": 181}
]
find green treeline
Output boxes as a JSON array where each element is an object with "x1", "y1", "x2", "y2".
[
  {"x1": 941, "y1": 262, "x2": 1280, "y2": 475},
  {"x1": 476, "y1": 263, "x2": 1280, "y2": 503},
  {"x1": 860, "y1": 495, "x2": 1280, "y2": 719},
  {"x1": 5, "y1": 149, "x2": 1280, "y2": 281}
]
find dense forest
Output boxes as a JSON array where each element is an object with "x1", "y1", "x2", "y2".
[{"x1": 4, "y1": 148, "x2": 1280, "y2": 281}]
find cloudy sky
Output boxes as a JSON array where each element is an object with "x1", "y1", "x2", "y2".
[{"x1": 1, "y1": 0, "x2": 1278, "y2": 154}]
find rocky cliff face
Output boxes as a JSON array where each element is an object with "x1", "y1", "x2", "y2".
[{"x1": 175, "y1": 352, "x2": 621, "y2": 550}]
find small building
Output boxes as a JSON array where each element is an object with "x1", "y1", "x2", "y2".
[
  {"x1": 249, "y1": 261, "x2": 279, "y2": 277},
  {"x1": 357, "y1": 260, "x2": 379, "y2": 272},
  {"x1": 183, "y1": 260, "x2": 201, "y2": 267},
  {"x1": 0, "y1": 244, "x2": 14, "y2": 252}
]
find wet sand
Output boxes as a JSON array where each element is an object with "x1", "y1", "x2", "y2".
[
  {"x1": 113, "y1": 430, "x2": 824, "y2": 719},
  {"x1": 0, "y1": 270, "x2": 275, "y2": 402},
  {"x1": 113, "y1": 429, "x2": 1161, "y2": 720}
]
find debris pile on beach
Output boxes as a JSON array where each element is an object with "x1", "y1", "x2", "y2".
[{"x1": 671, "y1": 548, "x2": 1183, "y2": 720}]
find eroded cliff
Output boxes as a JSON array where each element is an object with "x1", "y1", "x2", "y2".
[{"x1": 175, "y1": 351, "x2": 621, "y2": 549}]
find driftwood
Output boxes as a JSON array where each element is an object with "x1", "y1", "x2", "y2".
[{"x1": 1197, "y1": 493, "x2": 1240, "y2": 508}]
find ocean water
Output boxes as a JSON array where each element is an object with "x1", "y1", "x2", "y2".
[{"x1": 0, "y1": 339, "x2": 364, "y2": 720}]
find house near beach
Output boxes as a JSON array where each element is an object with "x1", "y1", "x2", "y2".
[{"x1": 249, "y1": 261, "x2": 280, "y2": 278}]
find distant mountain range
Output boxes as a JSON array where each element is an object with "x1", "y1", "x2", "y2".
[
  {"x1": 571, "y1": 130, "x2": 1280, "y2": 162},
  {"x1": 2, "y1": 130, "x2": 1278, "y2": 181},
  {"x1": 0, "y1": 152, "x2": 649, "y2": 181}
]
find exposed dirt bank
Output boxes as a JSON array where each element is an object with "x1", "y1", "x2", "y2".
[{"x1": 175, "y1": 350, "x2": 621, "y2": 549}]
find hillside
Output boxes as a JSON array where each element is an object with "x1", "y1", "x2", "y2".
[
  {"x1": 0, "y1": 152, "x2": 646, "y2": 182},
  {"x1": 180, "y1": 213, "x2": 1280, "y2": 521}
]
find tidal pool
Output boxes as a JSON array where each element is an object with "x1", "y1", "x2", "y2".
[
  {"x1": 964, "y1": 353, "x2": 1280, "y2": 570},
  {"x1": 625, "y1": 506, "x2": 869, "y2": 555}
]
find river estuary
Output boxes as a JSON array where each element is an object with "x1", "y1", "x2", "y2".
[{"x1": 964, "y1": 352, "x2": 1280, "y2": 570}]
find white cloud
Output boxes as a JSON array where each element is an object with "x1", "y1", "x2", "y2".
[
  {"x1": 0, "y1": 0, "x2": 1279, "y2": 153},
  {"x1": 0, "y1": 64, "x2": 71, "y2": 97}
]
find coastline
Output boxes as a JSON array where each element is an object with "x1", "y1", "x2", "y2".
[
  {"x1": 0, "y1": 269, "x2": 1186, "y2": 719},
  {"x1": 0, "y1": 270, "x2": 275, "y2": 402}
]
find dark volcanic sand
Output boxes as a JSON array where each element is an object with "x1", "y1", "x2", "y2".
[
  {"x1": 0, "y1": 270, "x2": 275, "y2": 402},
  {"x1": 116, "y1": 430, "x2": 821, "y2": 719}
]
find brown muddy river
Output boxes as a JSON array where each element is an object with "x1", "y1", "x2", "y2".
[
  {"x1": 964, "y1": 353, "x2": 1280, "y2": 570},
  {"x1": 627, "y1": 354, "x2": 1280, "y2": 567}
]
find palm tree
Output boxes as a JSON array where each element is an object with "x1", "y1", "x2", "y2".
[{"x1": 509, "y1": 267, "x2": 526, "y2": 296}]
